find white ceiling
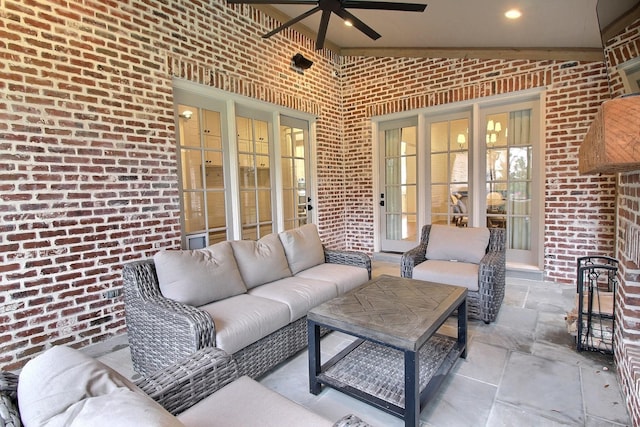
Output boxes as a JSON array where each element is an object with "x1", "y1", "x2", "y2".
[{"x1": 255, "y1": 0, "x2": 639, "y2": 59}]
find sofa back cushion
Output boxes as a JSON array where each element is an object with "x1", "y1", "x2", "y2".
[
  {"x1": 425, "y1": 224, "x2": 490, "y2": 264},
  {"x1": 231, "y1": 233, "x2": 292, "y2": 289},
  {"x1": 154, "y1": 241, "x2": 247, "y2": 307},
  {"x1": 278, "y1": 223, "x2": 325, "y2": 275},
  {"x1": 18, "y1": 346, "x2": 184, "y2": 427}
]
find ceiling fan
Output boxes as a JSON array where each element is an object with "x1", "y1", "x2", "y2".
[{"x1": 227, "y1": 0, "x2": 428, "y2": 50}]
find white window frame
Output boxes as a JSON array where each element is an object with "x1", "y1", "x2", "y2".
[{"x1": 173, "y1": 78, "x2": 317, "y2": 244}]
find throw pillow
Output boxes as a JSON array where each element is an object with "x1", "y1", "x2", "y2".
[
  {"x1": 154, "y1": 241, "x2": 247, "y2": 307},
  {"x1": 18, "y1": 346, "x2": 184, "y2": 427},
  {"x1": 425, "y1": 224, "x2": 490, "y2": 264},
  {"x1": 278, "y1": 223, "x2": 325, "y2": 275},
  {"x1": 230, "y1": 233, "x2": 292, "y2": 289}
]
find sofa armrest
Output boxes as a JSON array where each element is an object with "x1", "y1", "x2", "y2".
[
  {"x1": 123, "y1": 260, "x2": 216, "y2": 376},
  {"x1": 0, "y1": 372, "x2": 20, "y2": 427},
  {"x1": 324, "y1": 248, "x2": 372, "y2": 279},
  {"x1": 476, "y1": 237, "x2": 506, "y2": 322},
  {"x1": 400, "y1": 243, "x2": 428, "y2": 278},
  {"x1": 135, "y1": 347, "x2": 239, "y2": 416}
]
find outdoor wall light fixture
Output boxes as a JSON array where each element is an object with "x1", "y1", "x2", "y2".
[
  {"x1": 291, "y1": 53, "x2": 313, "y2": 74},
  {"x1": 180, "y1": 110, "x2": 193, "y2": 120}
]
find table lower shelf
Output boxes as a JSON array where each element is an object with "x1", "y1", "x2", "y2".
[{"x1": 317, "y1": 334, "x2": 461, "y2": 415}]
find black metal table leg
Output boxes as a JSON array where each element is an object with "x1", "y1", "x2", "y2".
[
  {"x1": 458, "y1": 297, "x2": 468, "y2": 358},
  {"x1": 308, "y1": 320, "x2": 322, "y2": 395},
  {"x1": 404, "y1": 349, "x2": 419, "y2": 427}
]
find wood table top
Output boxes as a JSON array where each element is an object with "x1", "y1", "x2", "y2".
[{"x1": 308, "y1": 275, "x2": 467, "y2": 351}]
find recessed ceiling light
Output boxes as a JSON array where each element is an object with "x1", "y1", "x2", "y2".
[
  {"x1": 505, "y1": 9, "x2": 522, "y2": 19},
  {"x1": 344, "y1": 19, "x2": 353, "y2": 27}
]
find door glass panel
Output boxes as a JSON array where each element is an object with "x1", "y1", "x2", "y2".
[
  {"x1": 177, "y1": 104, "x2": 228, "y2": 247},
  {"x1": 237, "y1": 116, "x2": 272, "y2": 239},
  {"x1": 430, "y1": 117, "x2": 469, "y2": 227},
  {"x1": 382, "y1": 125, "x2": 417, "y2": 246},
  {"x1": 183, "y1": 192, "x2": 205, "y2": 233},
  {"x1": 485, "y1": 110, "x2": 533, "y2": 251},
  {"x1": 181, "y1": 149, "x2": 203, "y2": 190},
  {"x1": 280, "y1": 118, "x2": 309, "y2": 230}
]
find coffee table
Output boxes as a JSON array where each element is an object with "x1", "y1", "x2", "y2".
[{"x1": 307, "y1": 275, "x2": 467, "y2": 427}]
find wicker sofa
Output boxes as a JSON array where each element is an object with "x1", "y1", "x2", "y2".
[
  {"x1": 0, "y1": 345, "x2": 371, "y2": 426},
  {"x1": 401, "y1": 224, "x2": 506, "y2": 323},
  {"x1": 124, "y1": 223, "x2": 371, "y2": 378}
]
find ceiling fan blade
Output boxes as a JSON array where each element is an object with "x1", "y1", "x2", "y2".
[
  {"x1": 342, "y1": 1, "x2": 427, "y2": 12},
  {"x1": 228, "y1": 0, "x2": 316, "y2": 4},
  {"x1": 335, "y1": 8, "x2": 381, "y2": 40},
  {"x1": 315, "y1": 9, "x2": 332, "y2": 50},
  {"x1": 262, "y1": 6, "x2": 321, "y2": 38}
]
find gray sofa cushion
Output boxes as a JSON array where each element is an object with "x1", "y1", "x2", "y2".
[
  {"x1": 296, "y1": 263, "x2": 370, "y2": 294},
  {"x1": 278, "y1": 223, "x2": 325, "y2": 274},
  {"x1": 248, "y1": 276, "x2": 338, "y2": 322},
  {"x1": 412, "y1": 259, "x2": 480, "y2": 291},
  {"x1": 154, "y1": 241, "x2": 247, "y2": 307},
  {"x1": 425, "y1": 224, "x2": 489, "y2": 264},
  {"x1": 231, "y1": 233, "x2": 292, "y2": 289},
  {"x1": 18, "y1": 346, "x2": 183, "y2": 427},
  {"x1": 199, "y1": 294, "x2": 291, "y2": 355},
  {"x1": 177, "y1": 375, "x2": 332, "y2": 427}
]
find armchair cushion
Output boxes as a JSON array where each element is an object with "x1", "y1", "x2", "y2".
[
  {"x1": 154, "y1": 241, "x2": 246, "y2": 307},
  {"x1": 412, "y1": 260, "x2": 480, "y2": 291},
  {"x1": 177, "y1": 375, "x2": 332, "y2": 427},
  {"x1": 425, "y1": 224, "x2": 489, "y2": 264},
  {"x1": 231, "y1": 233, "x2": 292, "y2": 289},
  {"x1": 18, "y1": 346, "x2": 182, "y2": 427},
  {"x1": 278, "y1": 223, "x2": 325, "y2": 274}
]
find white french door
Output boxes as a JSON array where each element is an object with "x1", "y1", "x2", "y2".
[
  {"x1": 375, "y1": 91, "x2": 544, "y2": 269},
  {"x1": 480, "y1": 101, "x2": 541, "y2": 266},
  {"x1": 378, "y1": 118, "x2": 418, "y2": 253}
]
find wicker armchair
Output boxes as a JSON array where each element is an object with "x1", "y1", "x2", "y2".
[
  {"x1": 401, "y1": 225, "x2": 506, "y2": 323},
  {"x1": 0, "y1": 346, "x2": 372, "y2": 427},
  {"x1": 123, "y1": 248, "x2": 371, "y2": 378}
]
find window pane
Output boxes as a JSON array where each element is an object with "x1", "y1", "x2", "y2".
[
  {"x1": 204, "y1": 152, "x2": 223, "y2": 189},
  {"x1": 208, "y1": 230, "x2": 227, "y2": 244},
  {"x1": 431, "y1": 121, "x2": 448, "y2": 152},
  {"x1": 258, "y1": 190, "x2": 272, "y2": 222},
  {"x1": 450, "y1": 152, "x2": 468, "y2": 183},
  {"x1": 240, "y1": 191, "x2": 257, "y2": 225},
  {"x1": 184, "y1": 192, "x2": 205, "y2": 233},
  {"x1": 181, "y1": 149, "x2": 203, "y2": 190},
  {"x1": 178, "y1": 105, "x2": 200, "y2": 148},
  {"x1": 242, "y1": 226, "x2": 257, "y2": 240},
  {"x1": 431, "y1": 185, "x2": 448, "y2": 214},
  {"x1": 509, "y1": 147, "x2": 532, "y2": 180},
  {"x1": 431, "y1": 153, "x2": 448, "y2": 183},
  {"x1": 203, "y1": 110, "x2": 222, "y2": 150},
  {"x1": 256, "y1": 156, "x2": 270, "y2": 187},
  {"x1": 206, "y1": 191, "x2": 226, "y2": 228}
]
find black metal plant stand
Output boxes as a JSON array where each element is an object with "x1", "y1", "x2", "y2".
[{"x1": 576, "y1": 256, "x2": 619, "y2": 354}]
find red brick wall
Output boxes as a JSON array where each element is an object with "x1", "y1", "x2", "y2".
[
  {"x1": 0, "y1": 0, "x2": 343, "y2": 370},
  {"x1": 0, "y1": 0, "x2": 627, "y2": 371},
  {"x1": 340, "y1": 57, "x2": 615, "y2": 282},
  {"x1": 603, "y1": 17, "x2": 640, "y2": 426}
]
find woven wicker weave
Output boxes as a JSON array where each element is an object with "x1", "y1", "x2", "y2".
[
  {"x1": 322, "y1": 336, "x2": 455, "y2": 407},
  {"x1": 123, "y1": 248, "x2": 371, "y2": 377},
  {"x1": 400, "y1": 225, "x2": 506, "y2": 323},
  {"x1": 0, "y1": 372, "x2": 20, "y2": 427}
]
